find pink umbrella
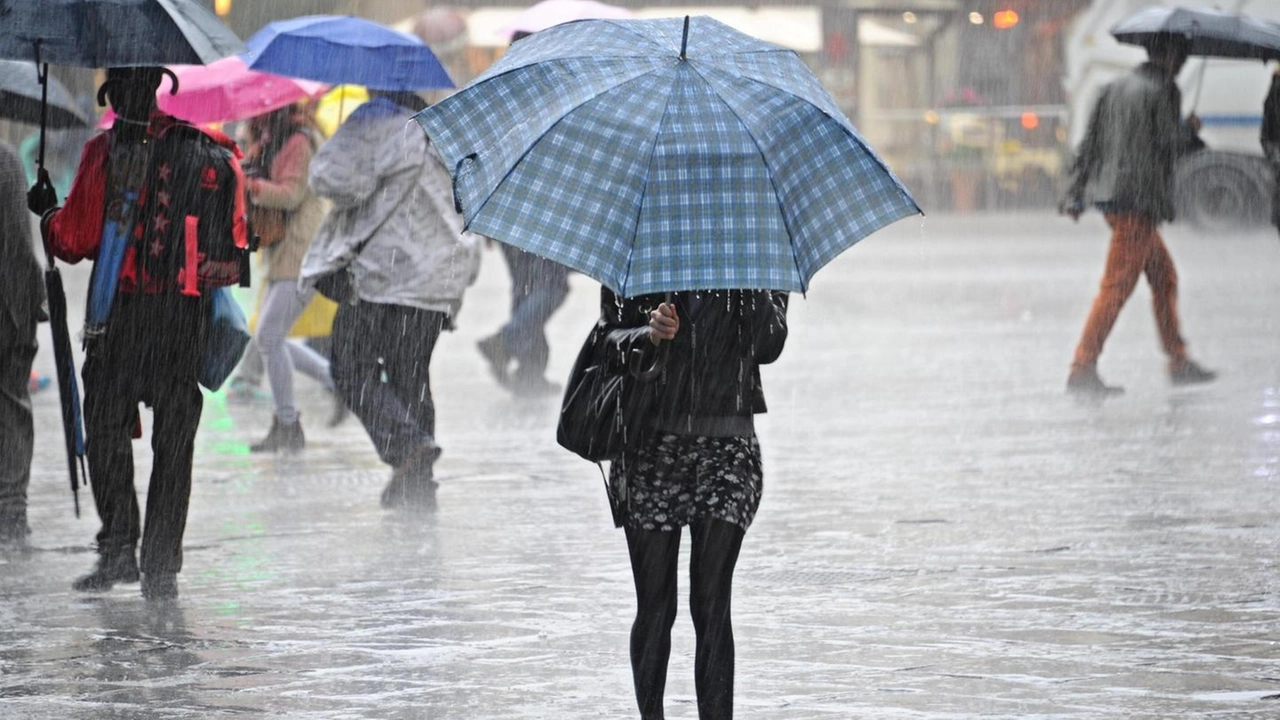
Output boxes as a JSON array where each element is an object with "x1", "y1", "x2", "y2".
[
  {"x1": 98, "y1": 55, "x2": 328, "y2": 128},
  {"x1": 502, "y1": 0, "x2": 632, "y2": 39}
]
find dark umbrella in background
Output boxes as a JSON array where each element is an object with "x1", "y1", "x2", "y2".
[
  {"x1": 0, "y1": 59, "x2": 89, "y2": 129},
  {"x1": 0, "y1": 59, "x2": 91, "y2": 515},
  {"x1": 0, "y1": 0, "x2": 245, "y2": 514},
  {"x1": 1111, "y1": 5, "x2": 1280, "y2": 108},
  {"x1": 1110, "y1": 5, "x2": 1280, "y2": 60}
]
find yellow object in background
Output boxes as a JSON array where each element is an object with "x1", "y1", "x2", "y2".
[
  {"x1": 289, "y1": 295, "x2": 339, "y2": 338},
  {"x1": 315, "y1": 85, "x2": 369, "y2": 137},
  {"x1": 246, "y1": 281, "x2": 339, "y2": 339}
]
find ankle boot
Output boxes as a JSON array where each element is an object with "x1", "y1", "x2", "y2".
[
  {"x1": 73, "y1": 552, "x2": 140, "y2": 592},
  {"x1": 250, "y1": 416, "x2": 305, "y2": 453}
]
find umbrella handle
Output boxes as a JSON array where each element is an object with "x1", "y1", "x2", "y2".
[{"x1": 35, "y1": 41, "x2": 48, "y2": 170}]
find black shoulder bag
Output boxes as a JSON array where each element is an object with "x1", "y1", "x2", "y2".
[{"x1": 557, "y1": 327, "x2": 668, "y2": 463}]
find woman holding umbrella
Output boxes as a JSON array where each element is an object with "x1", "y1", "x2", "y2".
[
  {"x1": 240, "y1": 104, "x2": 334, "y2": 453},
  {"x1": 600, "y1": 288, "x2": 788, "y2": 719}
]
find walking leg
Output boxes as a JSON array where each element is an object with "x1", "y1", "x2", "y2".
[
  {"x1": 0, "y1": 331, "x2": 36, "y2": 538},
  {"x1": 256, "y1": 280, "x2": 303, "y2": 424},
  {"x1": 83, "y1": 354, "x2": 141, "y2": 559},
  {"x1": 689, "y1": 520, "x2": 745, "y2": 720},
  {"x1": 1071, "y1": 213, "x2": 1153, "y2": 370},
  {"x1": 1144, "y1": 230, "x2": 1187, "y2": 364},
  {"x1": 331, "y1": 302, "x2": 433, "y2": 468},
  {"x1": 625, "y1": 525, "x2": 682, "y2": 720},
  {"x1": 139, "y1": 377, "x2": 202, "y2": 577}
]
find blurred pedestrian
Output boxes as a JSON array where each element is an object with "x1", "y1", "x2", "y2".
[
  {"x1": 239, "y1": 105, "x2": 340, "y2": 453},
  {"x1": 1, "y1": 140, "x2": 43, "y2": 547},
  {"x1": 1261, "y1": 63, "x2": 1280, "y2": 238},
  {"x1": 476, "y1": 30, "x2": 573, "y2": 398},
  {"x1": 300, "y1": 90, "x2": 482, "y2": 510},
  {"x1": 1060, "y1": 32, "x2": 1215, "y2": 397},
  {"x1": 477, "y1": 243, "x2": 571, "y2": 397},
  {"x1": 596, "y1": 288, "x2": 787, "y2": 719},
  {"x1": 32, "y1": 66, "x2": 249, "y2": 600}
]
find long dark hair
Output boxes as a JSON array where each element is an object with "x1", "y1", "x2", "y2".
[{"x1": 246, "y1": 105, "x2": 314, "y2": 176}]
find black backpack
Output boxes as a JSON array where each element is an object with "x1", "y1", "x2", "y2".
[{"x1": 133, "y1": 122, "x2": 249, "y2": 292}]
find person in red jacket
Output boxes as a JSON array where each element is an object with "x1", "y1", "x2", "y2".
[{"x1": 30, "y1": 66, "x2": 247, "y2": 601}]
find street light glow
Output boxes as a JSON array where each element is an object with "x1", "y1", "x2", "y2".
[
  {"x1": 994, "y1": 10, "x2": 1020, "y2": 29},
  {"x1": 969, "y1": 12, "x2": 984, "y2": 25}
]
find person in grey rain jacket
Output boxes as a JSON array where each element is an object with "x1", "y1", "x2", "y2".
[{"x1": 299, "y1": 90, "x2": 482, "y2": 510}]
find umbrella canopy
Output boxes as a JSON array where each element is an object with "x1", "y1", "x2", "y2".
[
  {"x1": 0, "y1": 59, "x2": 88, "y2": 128},
  {"x1": 0, "y1": 0, "x2": 245, "y2": 67},
  {"x1": 502, "y1": 0, "x2": 632, "y2": 39},
  {"x1": 244, "y1": 15, "x2": 453, "y2": 92},
  {"x1": 1111, "y1": 6, "x2": 1280, "y2": 60},
  {"x1": 98, "y1": 55, "x2": 328, "y2": 128},
  {"x1": 416, "y1": 16, "x2": 920, "y2": 297}
]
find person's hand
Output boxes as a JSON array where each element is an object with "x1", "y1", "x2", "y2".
[
  {"x1": 1186, "y1": 112, "x2": 1202, "y2": 133},
  {"x1": 648, "y1": 302, "x2": 679, "y2": 346},
  {"x1": 26, "y1": 168, "x2": 58, "y2": 216}
]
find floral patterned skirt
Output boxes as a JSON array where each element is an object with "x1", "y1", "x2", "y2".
[{"x1": 610, "y1": 434, "x2": 763, "y2": 532}]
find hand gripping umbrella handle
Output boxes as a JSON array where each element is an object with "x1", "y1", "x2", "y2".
[{"x1": 453, "y1": 153, "x2": 477, "y2": 214}]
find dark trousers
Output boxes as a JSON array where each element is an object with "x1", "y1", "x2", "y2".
[
  {"x1": 0, "y1": 318, "x2": 37, "y2": 529},
  {"x1": 330, "y1": 300, "x2": 444, "y2": 468},
  {"x1": 499, "y1": 245, "x2": 569, "y2": 382},
  {"x1": 83, "y1": 293, "x2": 205, "y2": 573},
  {"x1": 626, "y1": 520, "x2": 745, "y2": 720}
]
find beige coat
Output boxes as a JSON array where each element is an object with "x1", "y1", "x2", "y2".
[{"x1": 250, "y1": 131, "x2": 328, "y2": 281}]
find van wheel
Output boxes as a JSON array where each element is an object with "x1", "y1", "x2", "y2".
[{"x1": 1175, "y1": 154, "x2": 1268, "y2": 230}]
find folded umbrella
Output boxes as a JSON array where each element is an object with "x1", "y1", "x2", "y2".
[
  {"x1": 42, "y1": 261, "x2": 87, "y2": 517},
  {"x1": 98, "y1": 55, "x2": 329, "y2": 128},
  {"x1": 1111, "y1": 6, "x2": 1280, "y2": 61},
  {"x1": 0, "y1": 59, "x2": 88, "y2": 128},
  {"x1": 244, "y1": 15, "x2": 453, "y2": 91},
  {"x1": 416, "y1": 16, "x2": 920, "y2": 296}
]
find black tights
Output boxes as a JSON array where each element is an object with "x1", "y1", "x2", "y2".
[{"x1": 625, "y1": 519, "x2": 745, "y2": 720}]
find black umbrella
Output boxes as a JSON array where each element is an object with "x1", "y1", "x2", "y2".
[
  {"x1": 43, "y1": 262, "x2": 87, "y2": 517},
  {"x1": 0, "y1": 0, "x2": 246, "y2": 67},
  {"x1": 1111, "y1": 6, "x2": 1280, "y2": 61},
  {"x1": 0, "y1": 59, "x2": 88, "y2": 128}
]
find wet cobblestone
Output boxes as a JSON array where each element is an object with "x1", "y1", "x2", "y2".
[{"x1": 3, "y1": 213, "x2": 1279, "y2": 718}]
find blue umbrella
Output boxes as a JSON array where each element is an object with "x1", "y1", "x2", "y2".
[
  {"x1": 415, "y1": 16, "x2": 920, "y2": 297},
  {"x1": 244, "y1": 15, "x2": 454, "y2": 91}
]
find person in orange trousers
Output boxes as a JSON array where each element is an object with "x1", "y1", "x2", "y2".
[{"x1": 1060, "y1": 33, "x2": 1216, "y2": 397}]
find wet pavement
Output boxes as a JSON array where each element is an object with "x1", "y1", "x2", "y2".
[{"x1": 3, "y1": 212, "x2": 1280, "y2": 718}]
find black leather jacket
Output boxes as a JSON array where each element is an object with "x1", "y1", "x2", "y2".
[{"x1": 598, "y1": 287, "x2": 788, "y2": 436}]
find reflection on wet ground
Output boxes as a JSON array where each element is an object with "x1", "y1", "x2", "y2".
[{"x1": 3, "y1": 214, "x2": 1279, "y2": 718}]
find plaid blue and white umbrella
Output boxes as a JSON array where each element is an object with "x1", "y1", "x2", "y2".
[{"x1": 415, "y1": 16, "x2": 921, "y2": 296}]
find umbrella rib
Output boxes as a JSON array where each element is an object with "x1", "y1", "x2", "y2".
[
  {"x1": 460, "y1": 65, "x2": 674, "y2": 276},
  {"x1": 700, "y1": 65, "x2": 921, "y2": 216},
  {"x1": 620, "y1": 66, "x2": 684, "y2": 298},
  {"x1": 682, "y1": 63, "x2": 807, "y2": 293}
]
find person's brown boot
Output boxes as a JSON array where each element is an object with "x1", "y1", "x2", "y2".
[{"x1": 1066, "y1": 366, "x2": 1124, "y2": 398}]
